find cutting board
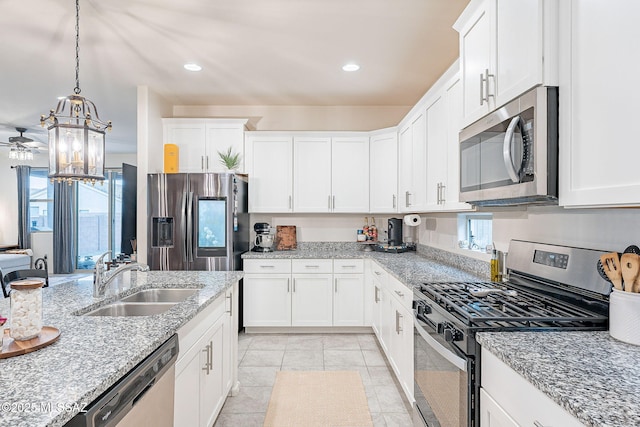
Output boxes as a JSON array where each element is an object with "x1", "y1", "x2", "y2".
[{"x1": 276, "y1": 226, "x2": 297, "y2": 251}]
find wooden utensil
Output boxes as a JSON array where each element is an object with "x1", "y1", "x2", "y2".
[
  {"x1": 600, "y1": 252, "x2": 623, "y2": 291},
  {"x1": 620, "y1": 253, "x2": 640, "y2": 292}
]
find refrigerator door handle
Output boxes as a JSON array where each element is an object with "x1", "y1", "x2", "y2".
[
  {"x1": 186, "y1": 191, "x2": 195, "y2": 262},
  {"x1": 181, "y1": 191, "x2": 188, "y2": 262}
]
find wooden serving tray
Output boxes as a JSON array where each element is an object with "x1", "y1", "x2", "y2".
[{"x1": 0, "y1": 326, "x2": 61, "y2": 359}]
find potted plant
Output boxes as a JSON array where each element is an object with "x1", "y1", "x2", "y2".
[{"x1": 217, "y1": 146, "x2": 241, "y2": 171}]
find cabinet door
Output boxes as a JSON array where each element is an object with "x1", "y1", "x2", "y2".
[
  {"x1": 243, "y1": 274, "x2": 291, "y2": 326},
  {"x1": 444, "y1": 75, "x2": 473, "y2": 211},
  {"x1": 245, "y1": 135, "x2": 293, "y2": 212},
  {"x1": 494, "y1": 0, "x2": 543, "y2": 107},
  {"x1": 425, "y1": 94, "x2": 447, "y2": 210},
  {"x1": 480, "y1": 389, "x2": 519, "y2": 427},
  {"x1": 291, "y1": 274, "x2": 333, "y2": 326},
  {"x1": 410, "y1": 111, "x2": 428, "y2": 211},
  {"x1": 331, "y1": 137, "x2": 370, "y2": 213},
  {"x1": 333, "y1": 274, "x2": 365, "y2": 326},
  {"x1": 371, "y1": 283, "x2": 382, "y2": 338},
  {"x1": 204, "y1": 122, "x2": 245, "y2": 173},
  {"x1": 398, "y1": 124, "x2": 413, "y2": 212},
  {"x1": 200, "y1": 320, "x2": 225, "y2": 427},
  {"x1": 164, "y1": 121, "x2": 206, "y2": 173},
  {"x1": 459, "y1": 0, "x2": 494, "y2": 126},
  {"x1": 370, "y1": 132, "x2": 398, "y2": 213},
  {"x1": 174, "y1": 350, "x2": 200, "y2": 427},
  {"x1": 559, "y1": 1, "x2": 640, "y2": 207},
  {"x1": 293, "y1": 137, "x2": 332, "y2": 212}
]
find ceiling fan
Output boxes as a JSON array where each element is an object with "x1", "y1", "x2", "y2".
[{"x1": 0, "y1": 127, "x2": 47, "y2": 160}]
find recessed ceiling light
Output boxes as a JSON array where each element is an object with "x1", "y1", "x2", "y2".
[
  {"x1": 342, "y1": 63, "x2": 360, "y2": 72},
  {"x1": 184, "y1": 63, "x2": 202, "y2": 72}
]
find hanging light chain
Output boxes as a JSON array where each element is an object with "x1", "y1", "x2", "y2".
[{"x1": 74, "y1": 0, "x2": 81, "y2": 95}]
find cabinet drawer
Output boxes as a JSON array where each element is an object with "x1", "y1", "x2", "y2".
[
  {"x1": 333, "y1": 259, "x2": 364, "y2": 273},
  {"x1": 292, "y1": 259, "x2": 333, "y2": 274},
  {"x1": 388, "y1": 275, "x2": 412, "y2": 309},
  {"x1": 244, "y1": 259, "x2": 291, "y2": 274},
  {"x1": 370, "y1": 262, "x2": 388, "y2": 286}
]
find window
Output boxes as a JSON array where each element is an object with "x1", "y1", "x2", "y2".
[
  {"x1": 458, "y1": 213, "x2": 493, "y2": 252},
  {"x1": 29, "y1": 169, "x2": 54, "y2": 232}
]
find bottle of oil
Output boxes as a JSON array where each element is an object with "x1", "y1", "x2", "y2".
[{"x1": 490, "y1": 249, "x2": 500, "y2": 282}]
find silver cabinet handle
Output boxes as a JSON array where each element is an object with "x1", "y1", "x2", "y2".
[
  {"x1": 436, "y1": 183, "x2": 441, "y2": 204},
  {"x1": 289, "y1": 195, "x2": 292, "y2": 209},
  {"x1": 293, "y1": 278, "x2": 296, "y2": 293},
  {"x1": 374, "y1": 286, "x2": 380, "y2": 303},
  {"x1": 374, "y1": 271, "x2": 382, "y2": 276},
  {"x1": 328, "y1": 195, "x2": 332, "y2": 210},
  {"x1": 395, "y1": 310, "x2": 403, "y2": 334},
  {"x1": 259, "y1": 265, "x2": 275, "y2": 268},
  {"x1": 201, "y1": 156, "x2": 205, "y2": 171},
  {"x1": 226, "y1": 292, "x2": 232, "y2": 316},
  {"x1": 440, "y1": 183, "x2": 445, "y2": 204},
  {"x1": 334, "y1": 278, "x2": 338, "y2": 293},
  {"x1": 304, "y1": 265, "x2": 320, "y2": 268},
  {"x1": 287, "y1": 278, "x2": 290, "y2": 293},
  {"x1": 395, "y1": 290, "x2": 405, "y2": 298},
  {"x1": 480, "y1": 68, "x2": 495, "y2": 106},
  {"x1": 209, "y1": 342, "x2": 213, "y2": 372},
  {"x1": 341, "y1": 265, "x2": 357, "y2": 268},
  {"x1": 533, "y1": 422, "x2": 546, "y2": 427},
  {"x1": 405, "y1": 191, "x2": 411, "y2": 207},
  {"x1": 206, "y1": 155, "x2": 209, "y2": 170},
  {"x1": 392, "y1": 194, "x2": 396, "y2": 209},
  {"x1": 332, "y1": 195, "x2": 336, "y2": 210},
  {"x1": 202, "y1": 342, "x2": 212, "y2": 374}
]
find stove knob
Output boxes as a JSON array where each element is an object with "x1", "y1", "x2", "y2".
[
  {"x1": 417, "y1": 303, "x2": 432, "y2": 316},
  {"x1": 444, "y1": 327, "x2": 461, "y2": 342},
  {"x1": 437, "y1": 323, "x2": 446, "y2": 334}
]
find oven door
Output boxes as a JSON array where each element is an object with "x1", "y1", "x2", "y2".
[{"x1": 413, "y1": 301, "x2": 470, "y2": 427}]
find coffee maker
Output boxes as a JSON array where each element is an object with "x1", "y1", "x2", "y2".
[
  {"x1": 252, "y1": 222, "x2": 274, "y2": 252},
  {"x1": 388, "y1": 218, "x2": 403, "y2": 247}
]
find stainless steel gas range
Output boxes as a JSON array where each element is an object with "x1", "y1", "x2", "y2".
[{"x1": 412, "y1": 240, "x2": 610, "y2": 427}]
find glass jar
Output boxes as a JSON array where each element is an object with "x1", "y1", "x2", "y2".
[{"x1": 10, "y1": 279, "x2": 44, "y2": 341}]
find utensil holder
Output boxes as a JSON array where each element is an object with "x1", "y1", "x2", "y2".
[{"x1": 609, "y1": 289, "x2": 640, "y2": 346}]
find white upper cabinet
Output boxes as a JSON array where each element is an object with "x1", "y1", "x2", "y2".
[
  {"x1": 293, "y1": 137, "x2": 332, "y2": 212},
  {"x1": 332, "y1": 137, "x2": 369, "y2": 213},
  {"x1": 293, "y1": 135, "x2": 369, "y2": 213},
  {"x1": 398, "y1": 111, "x2": 427, "y2": 212},
  {"x1": 163, "y1": 118, "x2": 247, "y2": 173},
  {"x1": 369, "y1": 130, "x2": 399, "y2": 213},
  {"x1": 245, "y1": 134, "x2": 293, "y2": 213},
  {"x1": 425, "y1": 94, "x2": 447, "y2": 211},
  {"x1": 454, "y1": 0, "x2": 557, "y2": 127},
  {"x1": 559, "y1": 1, "x2": 640, "y2": 207}
]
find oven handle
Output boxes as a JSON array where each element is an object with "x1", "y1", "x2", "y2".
[
  {"x1": 503, "y1": 115, "x2": 524, "y2": 183},
  {"x1": 414, "y1": 312, "x2": 467, "y2": 372}
]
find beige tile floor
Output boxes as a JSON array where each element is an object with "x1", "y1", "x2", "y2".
[{"x1": 214, "y1": 333, "x2": 413, "y2": 427}]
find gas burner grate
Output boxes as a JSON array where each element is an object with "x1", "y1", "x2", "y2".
[{"x1": 419, "y1": 281, "x2": 607, "y2": 328}]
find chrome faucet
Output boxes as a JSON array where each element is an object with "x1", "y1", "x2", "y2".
[{"x1": 93, "y1": 251, "x2": 150, "y2": 298}]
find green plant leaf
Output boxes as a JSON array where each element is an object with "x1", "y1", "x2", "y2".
[{"x1": 217, "y1": 146, "x2": 241, "y2": 170}]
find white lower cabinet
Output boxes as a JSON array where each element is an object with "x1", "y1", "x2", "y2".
[
  {"x1": 481, "y1": 348, "x2": 584, "y2": 427},
  {"x1": 292, "y1": 273, "x2": 333, "y2": 326},
  {"x1": 243, "y1": 259, "x2": 364, "y2": 328},
  {"x1": 367, "y1": 261, "x2": 413, "y2": 403},
  {"x1": 174, "y1": 284, "x2": 238, "y2": 427}
]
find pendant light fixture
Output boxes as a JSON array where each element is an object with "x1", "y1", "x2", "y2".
[{"x1": 40, "y1": 0, "x2": 111, "y2": 185}]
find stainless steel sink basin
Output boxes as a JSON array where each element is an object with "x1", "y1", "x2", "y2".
[
  {"x1": 120, "y1": 288, "x2": 199, "y2": 303},
  {"x1": 84, "y1": 302, "x2": 178, "y2": 317}
]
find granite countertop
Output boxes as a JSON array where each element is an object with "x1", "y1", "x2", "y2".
[
  {"x1": 242, "y1": 242, "x2": 489, "y2": 287},
  {"x1": 477, "y1": 331, "x2": 640, "y2": 427},
  {"x1": 0, "y1": 270, "x2": 243, "y2": 427}
]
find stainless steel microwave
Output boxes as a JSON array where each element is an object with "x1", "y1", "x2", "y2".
[{"x1": 459, "y1": 86, "x2": 558, "y2": 206}]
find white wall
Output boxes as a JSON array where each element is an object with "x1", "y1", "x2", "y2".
[
  {"x1": 136, "y1": 86, "x2": 173, "y2": 264},
  {"x1": 419, "y1": 205, "x2": 640, "y2": 260},
  {"x1": 172, "y1": 105, "x2": 411, "y2": 131}
]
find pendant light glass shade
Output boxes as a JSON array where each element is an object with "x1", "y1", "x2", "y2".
[{"x1": 40, "y1": 0, "x2": 111, "y2": 185}]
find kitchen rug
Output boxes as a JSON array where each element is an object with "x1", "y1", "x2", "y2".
[{"x1": 263, "y1": 370, "x2": 373, "y2": 427}]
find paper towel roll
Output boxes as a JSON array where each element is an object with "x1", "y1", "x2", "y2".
[{"x1": 403, "y1": 214, "x2": 422, "y2": 226}]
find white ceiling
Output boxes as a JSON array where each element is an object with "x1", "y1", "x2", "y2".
[{"x1": 0, "y1": 0, "x2": 468, "y2": 153}]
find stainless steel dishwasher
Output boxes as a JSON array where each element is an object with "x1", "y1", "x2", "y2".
[{"x1": 67, "y1": 334, "x2": 179, "y2": 427}]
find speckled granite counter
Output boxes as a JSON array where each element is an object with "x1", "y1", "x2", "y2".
[
  {"x1": 0, "y1": 271, "x2": 242, "y2": 427},
  {"x1": 242, "y1": 242, "x2": 489, "y2": 286},
  {"x1": 477, "y1": 331, "x2": 640, "y2": 427}
]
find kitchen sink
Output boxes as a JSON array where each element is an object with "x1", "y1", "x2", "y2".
[
  {"x1": 119, "y1": 288, "x2": 199, "y2": 303},
  {"x1": 83, "y1": 301, "x2": 178, "y2": 317}
]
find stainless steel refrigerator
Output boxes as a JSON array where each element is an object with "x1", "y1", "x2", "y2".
[{"x1": 147, "y1": 173, "x2": 249, "y2": 271}]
